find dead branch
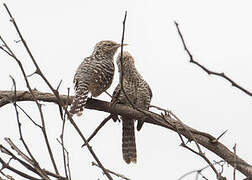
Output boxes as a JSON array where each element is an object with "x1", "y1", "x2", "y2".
[
  {"x1": 233, "y1": 144, "x2": 237, "y2": 180},
  {"x1": 82, "y1": 115, "x2": 113, "y2": 147},
  {"x1": 59, "y1": 87, "x2": 70, "y2": 179},
  {"x1": 178, "y1": 160, "x2": 226, "y2": 180},
  {"x1": 174, "y1": 21, "x2": 252, "y2": 97},
  {"x1": 0, "y1": 90, "x2": 251, "y2": 177}
]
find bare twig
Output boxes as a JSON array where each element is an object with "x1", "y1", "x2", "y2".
[
  {"x1": 105, "y1": 91, "x2": 112, "y2": 98},
  {"x1": 59, "y1": 88, "x2": 70, "y2": 179},
  {"x1": 0, "y1": 144, "x2": 36, "y2": 174},
  {"x1": 174, "y1": 21, "x2": 252, "y2": 97},
  {"x1": 0, "y1": 157, "x2": 40, "y2": 180},
  {"x1": 82, "y1": 115, "x2": 113, "y2": 147},
  {"x1": 92, "y1": 162, "x2": 130, "y2": 180},
  {"x1": 117, "y1": 11, "x2": 136, "y2": 108},
  {"x1": 4, "y1": 138, "x2": 33, "y2": 165},
  {"x1": 216, "y1": 130, "x2": 228, "y2": 141},
  {"x1": 56, "y1": 139, "x2": 70, "y2": 179},
  {"x1": 66, "y1": 144, "x2": 71, "y2": 180},
  {"x1": 15, "y1": 104, "x2": 42, "y2": 128},
  {"x1": 233, "y1": 144, "x2": 237, "y2": 180},
  {"x1": 39, "y1": 105, "x2": 60, "y2": 175},
  {"x1": 178, "y1": 160, "x2": 225, "y2": 180},
  {"x1": 57, "y1": 87, "x2": 71, "y2": 179},
  {"x1": 56, "y1": 79, "x2": 63, "y2": 91}
]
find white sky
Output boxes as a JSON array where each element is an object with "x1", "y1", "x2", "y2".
[{"x1": 0, "y1": 0, "x2": 252, "y2": 179}]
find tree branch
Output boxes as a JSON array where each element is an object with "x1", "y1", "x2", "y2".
[
  {"x1": 82, "y1": 115, "x2": 113, "y2": 147},
  {"x1": 0, "y1": 90, "x2": 251, "y2": 177},
  {"x1": 174, "y1": 21, "x2": 252, "y2": 97}
]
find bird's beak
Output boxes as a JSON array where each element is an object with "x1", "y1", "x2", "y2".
[{"x1": 113, "y1": 43, "x2": 128, "y2": 49}]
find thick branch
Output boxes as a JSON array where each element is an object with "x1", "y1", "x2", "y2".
[{"x1": 0, "y1": 90, "x2": 252, "y2": 177}]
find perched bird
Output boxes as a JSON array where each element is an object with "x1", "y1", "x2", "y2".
[
  {"x1": 111, "y1": 51, "x2": 152, "y2": 164},
  {"x1": 70, "y1": 40, "x2": 123, "y2": 116}
]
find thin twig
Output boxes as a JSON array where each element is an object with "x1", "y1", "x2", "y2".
[
  {"x1": 4, "y1": 138, "x2": 33, "y2": 165},
  {"x1": 15, "y1": 104, "x2": 42, "y2": 128},
  {"x1": 92, "y1": 162, "x2": 130, "y2": 180},
  {"x1": 0, "y1": 145, "x2": 35, "y2": 173},
  {"x1": 117, "y1": 11, "x2": 137, "y2": 108},
  {"x1": 59, "y1": 88, "x2": 70, "y2": 179},
  {"x1": 216, "y1": 129, "x2": 228, "y2": 141},
  {"x1": 56, "y1": 79, "x2": 63, "y2": 91},
  {"x1": 39, "y1": 103, "x2": 60, "y2": 175},
  {"x1": 66, "y1": 145, "x2": 71, "y2": 180},
  {"x1": 233, "y1": 144, "x2": 237, "y2": 180},
  {"x1": 105, "y1": 91, "x2": 112, "y2": 98},
  {"x1": 57, "y1": 87, "x2": 70, "y2": 179},
  {"x1": 174, "y1": 21, "x2": 252, "y2": 97},
  {"x1": 82, "y1": 115, "x2": 113, "y2": 147},
  {"x1": 0, "y1": 158, "x2": 40, "y2": 180},
  {"x1": 178, "y1": 160, "x2": 225, "y2": 180}
]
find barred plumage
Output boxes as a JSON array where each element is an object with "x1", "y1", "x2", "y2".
[
  {"x1": 70, "y1": 40, "x2": 122, "y2": 116},
  {"x1": 112, "y1": 51, "x2": 152, "y2": 164}
]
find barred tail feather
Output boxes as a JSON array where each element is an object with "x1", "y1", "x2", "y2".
[
  {"x1": 70, "y1": 82, "x2": 89, "y2": 116},
  {"x1": 122, "y1": 117, "x2": 137, "y2": 164}
]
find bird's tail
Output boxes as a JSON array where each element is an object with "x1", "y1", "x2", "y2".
[
  {"x1": 122, "y1": 117, "x2": 137, "y2": 164},
  {"x1": 69, "y1": 81, "x2": 89, "y2": 116}
]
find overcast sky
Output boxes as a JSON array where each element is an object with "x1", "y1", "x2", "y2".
[{"x1": 0, "y1": 0, "x2": 252, "y2": 179}]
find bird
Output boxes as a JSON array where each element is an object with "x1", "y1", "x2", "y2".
[
  {"x1": 111, "y1": 51, "x2": 152, "y2": 164},
  {"x1": 70, "y1": 40, "x2": 124, "y2": 116}
]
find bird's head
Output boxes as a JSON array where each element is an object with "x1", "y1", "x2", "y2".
[
  {"x1": 92, "y1": 40, "x2": 127, "y2": 59},
  {"x1": 116, "y1": 51, "x2": 135, "y2": 73}
]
